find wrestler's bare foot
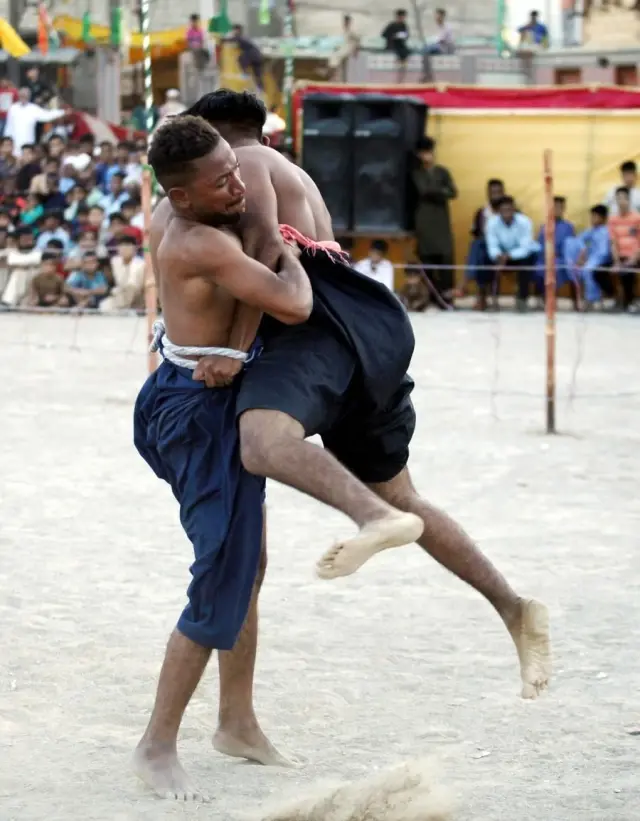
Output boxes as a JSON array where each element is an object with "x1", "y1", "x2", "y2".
[
  {"x1": 316, "y1": 512, "x2": 424, "y2": 580},
  {"x1": 132, "y1": 740, "x2": 209, "y2": 801},
  {"x1": 213, "y1": 724, "x2": 300, "y2": 768},
  {"x1": 508, "y1": 598, "x2": 552, "y2": 699}
]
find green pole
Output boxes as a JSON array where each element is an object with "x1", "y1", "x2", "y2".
[
  {"x1": 496, "y1": 0, "x2": 508, "y2": 55},
  {"x1": 283, "y1": 0, "x2": 295, "y2": 149}
]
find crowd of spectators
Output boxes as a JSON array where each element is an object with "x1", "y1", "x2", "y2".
[{"x1": 0, "y1": 128, "x2": 148, "y2": 312}]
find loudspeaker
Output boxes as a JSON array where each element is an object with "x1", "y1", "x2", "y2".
[
  {"x1": 300, "y1": 93, "x2": 355, "y2": 232},
  {"x1": 351, "y1": 94, "x2": 429, "y2": 233}
]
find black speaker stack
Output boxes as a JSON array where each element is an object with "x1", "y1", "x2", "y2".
[{"x1": 300, "y1": 93, "x2": 429, "y2": 234}]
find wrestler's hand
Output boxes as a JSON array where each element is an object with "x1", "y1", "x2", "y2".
[{"x1": 193, "y1": 355, "x2": 243, "y2": 387}]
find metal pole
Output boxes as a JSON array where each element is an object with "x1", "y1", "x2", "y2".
[
  {"x1": 543, "y1": 149, "x2": 556, "y2": 434},
  {"x1": 140, "y1": 0, "x2": 158, "y2": 373}
]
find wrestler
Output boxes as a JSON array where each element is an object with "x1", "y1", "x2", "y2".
[
  {"x1": 183, "y1": 92, "x2": 551, "y2": 743},
  {"x1": 132, "y1": 116, "x2": 420, "y2": 801}
]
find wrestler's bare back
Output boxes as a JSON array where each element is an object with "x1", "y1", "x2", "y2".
[
  {"x1": 151, "y1": 202, "x2": 240, "y2": 348},
  {"x1": 235, "y1": 144, "x2": 334, "y2": 243}
]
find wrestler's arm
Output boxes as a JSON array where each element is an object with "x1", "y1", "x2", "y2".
[{"x1": 191, "y1": 225, "x2": 312, "y2": 325}]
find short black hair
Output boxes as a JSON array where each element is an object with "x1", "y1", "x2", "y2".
[
  {"x1": 21, "y1": 143, "x2": 35, "y2": 151},
  {"x1": 149, "y1": 115, "x2": 222, "y2": 190},
  {"x1": 416, "y1": 136, "x2": 435, "y2": 152},
  {"x1": 109, "y1": 212, "x2": 126, "y2": 224},
  {"x1": 41, "y1": 250, "x2": 60, "y2": 263},
  {"x1": 396, "y1": 8, "x2": 407, "y2": 16},
  {"x1": 117, "y1": 234, "x2": 138, "y2": 246},
  {"x1": 498, "y1": 195, "x2": 515, "y2": 208},
  {"x1": 620, "y1": 160, "x2": 637, "y2": 174},
  {"x1": 530, "y1": 9, "x2": 539, "y2": 16},
  {"x1": 553, "y1": 196, "x2": 566, "y2": 205},
  {"x1": 76, "y1": 204, "x2": 90, "y2": 215},
  {"x1": 83, "y1": 250, "x2": 98, "y2": 259},
  {"x1": 111, "y1": 171, "x2": 126, "y2": 180},
  {"x1": 435, "y1": 7, "x2": 446, "y2": 15},
  {"x1": 371, "y1": 239, "x2": 389, "y2": 254},
  {"x1": 122, "y1": 195, "x2": 141, "y2": 208},
  {"x1": 89, "y1": 204, "x2": 105, "y2": 212},
  {"x1": 46, "y1": 238, "x2": 65, "y2": 250},
  {"x1": 591, "y1": 204, "x2": 608, "y2": 219},
  {"x1": 616, "y1": 186, "x2": 630, "y2": 197},
  {"x1": 343, "y1": 14, "x2": 352, "y2": 24},
  {"x1": 186, "y1": 90, "x2": 267, "y2": 139},
  {"x1": 487, "y1": 178, "x2": 504, "y2": 189}
]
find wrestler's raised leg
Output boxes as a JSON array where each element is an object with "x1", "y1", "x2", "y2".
[
  {"x1": 240, "y1": 410, "x2": 424, "y2": 572},
  {"x1": 133, "y1": 630, "x2": 211, "y2": 801},
  {"x1": 367, "y1": 467, "x2": 551, "y2": 699},
  {"x1": 214, "y1": 510, "x2": 296, "y2": 766}
]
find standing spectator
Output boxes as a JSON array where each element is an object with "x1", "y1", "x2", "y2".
[
  {"x1": 64, "y1": 250, "x2": 110, "y2": 309},
  {"x1": 343, "y1": 14, "x2": 361, "y2": 55},
  {"x1": 608, "y1": 186, "x2": 640, "y2": 311},
  {"x1": 4, "y1": 88, "x2": 66, "y2": 154},
  {"x1": 564, "y1": 204, "x2": 612, "y2": 307},
  {"x1": 603, "y1": 160, "x2": 640, "y2": 216},
  {"x1": 412, "y1": 136, "x2": 457, "y2": 308},
  {"x1": 231, "y1": 25, "x2": 265, "y2": 94},
  {"x1": 1, "y1": 226, "x2": 41, "y2": 307},
  {"x1": 35, "y1": 211, "x2": 70, "y2": 251},
  {"x1": 187, "y1": 14, "x2": 210, "y2": 70},
  {"x1": 518, "y1": 10, "x2": 549, "y2": 47},
  {"x1": 535, "y1": 196, "x2": 575, "y2": 301},
  {"x1": 158, "y1": 89, "x2": 186, "y2": 122},
  {"x1": 423, "y1": 8, "x2": 455, "y2": 55},
  {"x1": 382, "y1": 9, "x2": 410, "y2": 82},
  {"x1": 100, "y1": 235, "x2": 145, "y2": 311},
  {"x1": 26, "y1": 251, "x2": 68, "y2": 308},
  {"x1": 353, "y1": 239, "x2": 395, "y2": 291},
  {"x1": 0, "y1": 78, "x2": 18, "y2": 128},
  {"x1": 24, "y1": 67, "x2": 52, "y2": 106},
  {"x1": 485, "y1": 196, "x2": 540, "y2": 311}
]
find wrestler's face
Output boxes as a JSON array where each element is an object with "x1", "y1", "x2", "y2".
[{"x1": 179, "y1": 140, "x2": 246, "y2": 227}]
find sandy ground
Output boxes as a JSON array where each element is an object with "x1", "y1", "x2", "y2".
[{"x1": 1, "y1": 311, "x2": 639, "y2": 821}]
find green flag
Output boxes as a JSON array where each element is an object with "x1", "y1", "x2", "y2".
[
  {"x1": 209, "y1": 0, "x2": 231, "y2": 35},
  {"x1": 110, "y1": 6, "x2": 121, "y2": 47},
  {"x1": 259, "y1": 0, "x2": 271, "y2": 26},
  {"x1": 81, "y1": 10, "x2": 92, "y2": 44}
]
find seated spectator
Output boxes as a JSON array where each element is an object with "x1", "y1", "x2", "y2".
[
  {"x1": 466, "y1": 178, "x2": 505, "y2": 305},
  {"x1": 121, "y1": 196, "x2": 143, "y2": 230},
  {"x1": 353, "y1": 239, "x2": 395, "y2": 291},
  {"x1": 0, "y1": 136, "x2": 16, "y2": 177},
  {"x1": 0, "y1": 207, "x2": 15, "y2": 233},
  {"x1": 95, "y1": 141, "x2": 115, "y2": 191},
  {"x1": 64, "y1": 250, "x2": 110, "y2": 309},
  {"x1": 423, "y1": 8, "x2": 455, "y2": 55},
  {"x1": 29, "y1": 156, "x2": 60, "y2": 196},
  {"x1": 535, "y1": 195, "x2": 575, "y2": 298},
  {"x1": 26, "y1": 251, "x2": 69, "y2": 308},
  {"x1": 35, "y1": 210, "x2": 70, "y2": 252},
  {"x1": 103, "y1": 142, "x2": 132, "y2": 193},
  {"x1": 76, "y1": 170, "x2": 105, "y2": 207},
  {"x1": 43, "y1": 133, "x2": 66, "y2": 161},
  {"x1": 1, "y1": 226, "x2": 41, "y2": 306},
  {"x1": 87, "y1": 204, "x2": 107, "y2": 237},
  {"x1": 15, "y1": 143, "x2": 41, "y2": 192},
  {"x1": 399, "y1": 269, "x2": 429, "y2": 312},
  {"x1": 105, "y1": 212, "x2": 128, "y2": 256},
  {"x1": 101, "y1": 171, "x2": 129, "y2": 216},
  {"x1": 64, "y1": 184, "x2": 87, "y2": 223},
  {"x1": 65, "y1": 228, "x2": 108, "y2": 271},
  {"x1": 564, "y1": 204, "x2": 612, "y2": 307},
  {"x1": 603, "y1": 160, "x2": 640, "y2": 216},
  {"x1": 608, "y1": 186, "x2": 640, "y2": 312},
  {"x1": 58, "y1": 160, "x2": 78, "y2": 195},
  {"x1": 100, "y1": 235, "x2": 145, "y2": 311},
  {"x1": 19, "y1": 192, "x2": 44, "y2": 227},
  {"x1": 485, "y1": 195, "x2": 540, "y2": 311},
  {"x1": 43, "y1": 237, "x2": 67, "y2": 278}
]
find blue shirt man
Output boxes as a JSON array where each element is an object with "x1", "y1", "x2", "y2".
[
  {"x1": 486, "y1": 196, "x2": 541, "y2": 308},
  {"x1": 519, "y1": 11, "x2": 549, "y2": 46},
  {"x1": 536, "y1": 196, "x2": 575, "y2": 286},
  {"x1": 564, "y1": 205, "x2": 612, "y2": 304}
]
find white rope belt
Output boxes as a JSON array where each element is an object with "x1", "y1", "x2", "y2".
[{"x1": 150, "y1": 319, "x2": 248, "y2": 370}]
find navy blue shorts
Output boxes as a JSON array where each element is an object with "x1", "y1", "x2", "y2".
[
  {"x1": 134, "y1": 358, "x2": 265, "y2": 651},
  {"x1": 236, "y1": 318, "x2": 416, "y2": 485}
]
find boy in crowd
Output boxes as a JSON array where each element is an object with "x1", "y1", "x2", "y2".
[
  {"x1": 353, "y1": 239, "x2": 395, "y2": 292},
  {"x1": 564, "y1": 204, "x2": 612, "y2": 308},
  {"x1": 64, "y1": 250, "x2": 110, "y2": 309}
]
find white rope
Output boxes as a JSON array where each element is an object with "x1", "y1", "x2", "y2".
[{"x1": 150, "y1": 319, "x2": 248, "y2": 370}]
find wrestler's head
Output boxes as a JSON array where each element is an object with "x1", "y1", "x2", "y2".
[
  {"x1": 184, "y1": 90, "x2": 267, "y2": 146},
  {"x1": 148, "y1": 115, "x2": 246, "y2": 227}
]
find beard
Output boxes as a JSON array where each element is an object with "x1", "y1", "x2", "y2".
[{"x1": 198, "y1": 210, "x2": 242, "y2": 227}]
